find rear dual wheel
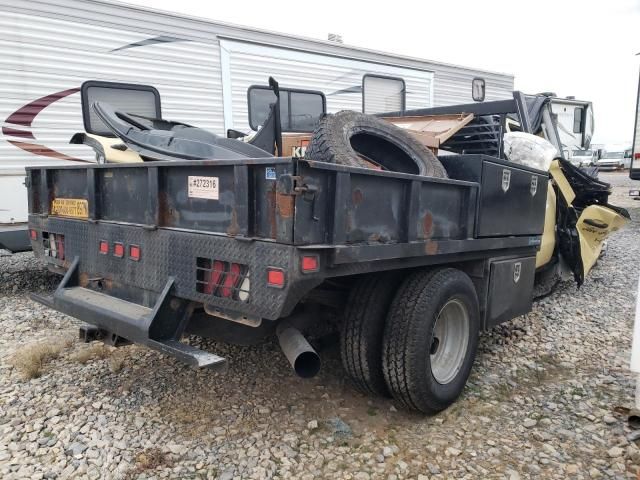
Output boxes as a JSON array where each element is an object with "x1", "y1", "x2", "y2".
[
  {"x1": 340, "y1": 273, "x2": 401, "y2": 397},
  {"x1": 382, "y1": 268, "x2": 480, "y2": 413},
  {"x1": 340, "y1": 268, "x2": 479, "y2": 413}
]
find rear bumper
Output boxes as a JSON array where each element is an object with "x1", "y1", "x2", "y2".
[
  {"x1": 30, "y1": 257, "x2": 226, "y2": 369},
  {"x1": 29, "y1": 215, "x2": 324, "y2": 322}
]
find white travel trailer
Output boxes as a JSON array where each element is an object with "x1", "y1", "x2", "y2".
[{"x1": 0, "y1": 0, "x2": 514, "y2": 252}]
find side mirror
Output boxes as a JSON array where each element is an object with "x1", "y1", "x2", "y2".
[{"x1": 472, "y1": 78, "x2": 486, "y2": 102}]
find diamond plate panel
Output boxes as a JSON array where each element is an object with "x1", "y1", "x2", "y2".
[{"x1": 30, "y1": 217, "x2": 322, "y2": 320}]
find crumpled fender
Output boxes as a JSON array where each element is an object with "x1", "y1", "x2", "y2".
[
  {"x1": 541, "y1": 159, "x2": 630, "y2": 285},
  {"x1": 577, "y1": 204, "x2": 629, "y2": 277}
]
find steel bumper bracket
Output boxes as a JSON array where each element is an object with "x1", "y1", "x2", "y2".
[{"x1": 30, "y1": 257, "x2": 226, "y2": 370}]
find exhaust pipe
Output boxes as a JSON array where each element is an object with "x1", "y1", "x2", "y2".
[{"x1": 276, "y1": 322, "x2": 321, "y2": 378}]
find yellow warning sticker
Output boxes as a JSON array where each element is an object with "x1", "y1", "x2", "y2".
[{"x1": 51, "y1": 198, "x2": 89, "y2": 219}]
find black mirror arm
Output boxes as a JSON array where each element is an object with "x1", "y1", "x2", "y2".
[{"x1": 269, "y1": 77, "x2": 283, "y2": 155}]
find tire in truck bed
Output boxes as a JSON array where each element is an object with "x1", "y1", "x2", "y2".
[{"x1": 305, "y1": 110, "x2": 448, "y2": 177}]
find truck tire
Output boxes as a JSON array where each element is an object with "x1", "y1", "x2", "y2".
[
  {"x1": 305, "y1": 110, "x2": 448, "y2": 178},
  {"x1": 340, "y1": 273, "x2": 401, "y2": 397},
  {"x1": 382, "y1": 268, "x2": 479, "y2": 413}
]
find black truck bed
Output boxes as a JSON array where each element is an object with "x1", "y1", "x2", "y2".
[{"x1": 27, "y1": 155, "x2": 547, "y2": 322}]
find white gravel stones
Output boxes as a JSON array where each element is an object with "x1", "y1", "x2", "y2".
[
  {"x1": 0, "y1": 172, "x2": 639, "y2": 479},
  {"x1": 445, "y1": 447, "x2": 462, "y2": 457},
  {"x1": 608, "y1": 446, "x2": 624, "y2": 458}
]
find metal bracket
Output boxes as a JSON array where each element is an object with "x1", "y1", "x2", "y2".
[{"x1": 277, "y1": 174, "x2": 320, "y2": 221}]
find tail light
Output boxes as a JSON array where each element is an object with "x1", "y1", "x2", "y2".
[
  {"x1": 99, "y1": 241, "x2": 140, "y2": 260},
  {"x1": 301, "y1": 255, "x2": 319, "y2": 273},
  {"x1": 113, "y1": 242, "x2": 124, "y2": 258},
  {"x1": 55, "y1": 235, "x2": 65, "y2": 261},
  {"x1": 205, "y1": 260, "x2": 225, "y2": 295},
  {"x1": 43, "y1": 232, "x2": 64, "y2": 260},
  {"x1": 220, "y1": 263, "x2": 242, "y2": 297},
  {"x1": 129, "y1": 245, "x2": 141, "y2": 261},
  {"x1": 29, "y1": 229, "x2": 37, "y2": 240},
  {"x1": 196, "y1": 257, "x2": 250, "y2": 301},
  {"x1": 267, "y1": 268, "x2": 285, "y2": 288}
]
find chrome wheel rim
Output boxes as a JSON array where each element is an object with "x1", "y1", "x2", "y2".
[{"x1": 430, "y1": 299, "x2": 469, "y2": 385}]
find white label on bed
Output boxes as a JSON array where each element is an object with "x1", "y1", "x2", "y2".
[{"x1": 188, "y1": 176, "x2": 219, "y2": 200}]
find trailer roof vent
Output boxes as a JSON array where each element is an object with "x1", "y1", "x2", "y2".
[{"x1": 328, "y1": 33, "x2": 343, "y2": 43}]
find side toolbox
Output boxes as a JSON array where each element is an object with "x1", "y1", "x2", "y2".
[
  {"x1": 439, "y1": 154, "x2": 548, "y2": 237},
  {"x1": 484, "y1": 256, "x2": 536, "y2": 329}
]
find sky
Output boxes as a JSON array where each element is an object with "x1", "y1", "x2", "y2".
[{"x1": 123, "y1": 0, "x2": 640, "y2": 145}]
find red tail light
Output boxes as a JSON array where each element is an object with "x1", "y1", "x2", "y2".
[
  {"x1": 220, "y1": 263, "x2": 242, "y2": 297},
  {"x1": 99, "y1": 240, "x2": 109, "y2": 254},
  {"x1": 267, "y1": 268, "x2": 285, "y2": 288},
  {"x1": 30, "y1": 229, "x2": 37, "y2": 240},
  {"x1": 113, "y1": 242, "x2": 124, "y2": 258},
  {"x1": 55, "y1": 235, "x2": 65, "y2": 261},
  {"x1": 129, "y1": 245, "x2": 141, "y2": 261},
  {"x1": 196, "y1": 257, "x2": 250, "y2": 300},
  {"x1": 45, "y1": 233, "x2": 65, "y2": 260},
  {"x1": 301, "y1": 255, "x2": 319, "y2": 273},
  {"x1": 205, "y1": 260, "x2": 226, "y2": 295}
]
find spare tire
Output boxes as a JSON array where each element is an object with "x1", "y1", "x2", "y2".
[{"x1": 305, "y1": 110, "x2": 447, "y2": 178}]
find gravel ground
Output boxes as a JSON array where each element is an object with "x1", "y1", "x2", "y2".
[{"x1": 1, "y1": 173, "x2": 640, "y2": 480}]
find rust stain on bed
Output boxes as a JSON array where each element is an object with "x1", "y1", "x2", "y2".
[
  {"x1": 352, "y1": 188, "x2": 364, "y2": 205},
  {"x1": 276, "y1": 193, "x2": 294, "y2": 219},
  {"x1": 226, "y1": 208, "x2": 240, "y2": 236},
  {"x1": 266, "y1": 190, "x2": 277, "y2": 238},
  {"x1": 423, "y1": 212, "x2": 434, "y2": 238},
  {"x1": 425, "y1": 240, "x2": 438, "y2": 255},
  {"x1": 158, "y1": 191, "x2": 177, "y2": 225}
]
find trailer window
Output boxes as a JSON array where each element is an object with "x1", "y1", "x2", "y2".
[
  {"x1": 248, "y1": 86, "x2": 326, "y2": 132},
  {"x1": 573, "y1": 107, "x2": 583, "y2": 134},
  {"x1": 362, "y1": 75, "x2": 405, "y2": 114}
]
